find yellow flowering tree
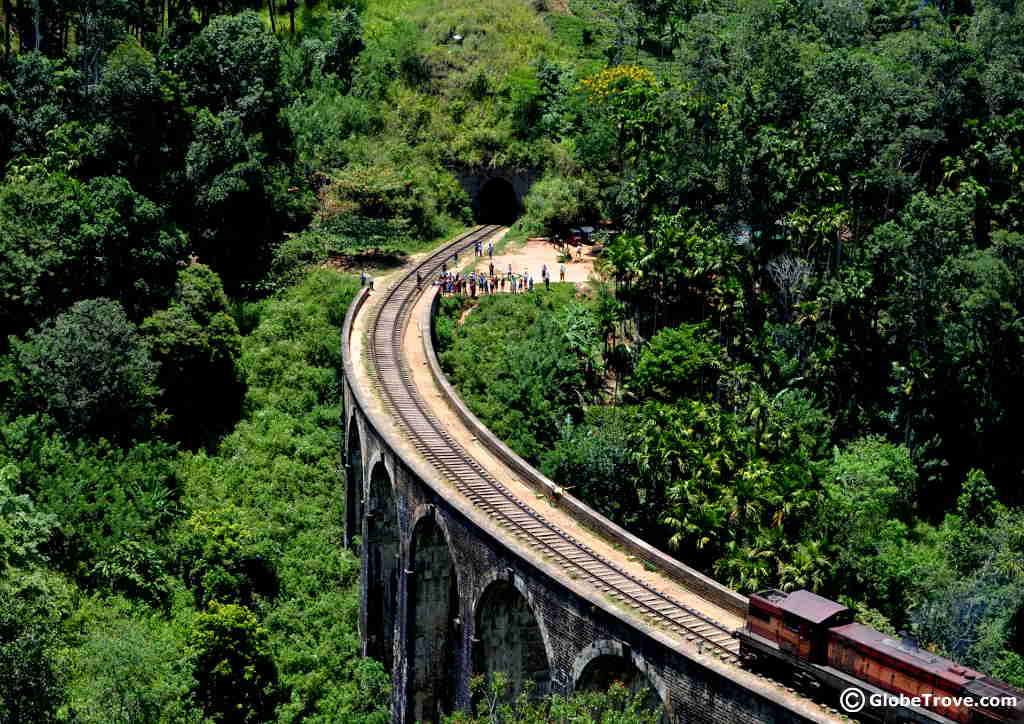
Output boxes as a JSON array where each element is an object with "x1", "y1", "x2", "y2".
[{"x1": 579, "y1": 65, "x2": 662, "y2": 166}]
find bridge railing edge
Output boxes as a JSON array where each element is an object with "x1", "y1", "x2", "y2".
[
  {"x1": 341, "y1": 285, "x2": 371, "y2": 407},
  {"x1": 421, "y1": 288, "x2": 749, "y2": 621}
]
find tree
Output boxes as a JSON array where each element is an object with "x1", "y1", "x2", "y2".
[
  {"x1": 0, "y1": 173, "x2": 185, "y2": 338},
  {"x1": 142, "y1": 263, "x2": 243, "y2": 447},
  {"x1": 933, "y1": 232, "x2": 1024, "y2": 502},
  {"x1": 631, "y1": 323, "x2": 722, "y2": 402},
  {"x1": 187, "y1": 602, "x2": 280, "y2": 724},
  {"x1": 439, "y1": 289, "x2": 604, "y2": 463},
  {"x1": 635, "y1": 387, "x2": 826, "y2": 581},
  {"x1": 322, "y1": 9, "x2": 363, "y2": 90},
  {"x1": 63, "y1": 598, "x2": 201, "y2": 724},
  {"x1": 184, "y1": 108, "x2": 299, "y2": 287},
  {"x1": 0, "y1": 421, "x2": 180, "y2": 583},
  {"x1": 0, "y1": 52, "x2": 79, "y2": 168},
  {"x1": 88, "y1": 39, "x2": 190, "y2": 201},
  {"x1": 817, "y1": 436, "x2": 918, "y2": 539},
  {"x1": 867, "y1": 186, "x2": 982, "y2": 501},
  {"x1": 0, "y1": 572, "x2": 71, "y2": 723},
  {"x1": 77, "y1": 176, "x2": 186, "y2": 315},
  {"x1": 813, "y1": 436, "x2": 920, "y2": 613},
  {"x1": 178, "y1": 12, "x2": 284, "y2": 133},
  {"x1": 7, "y1": 298, "x2": 160, "y2": 441},
  {"x1": 176, "y1": 508, "x2": 276, "y2": 609},
  {"x1": 518, "y1": 172, "x2": 598, "y2": 237},
  {"x1": 0, "y1": 462, "x2": 55, "y2": 570},
  {"x1": 540, "y1": 406, "x2": 657, "y2": 538}
]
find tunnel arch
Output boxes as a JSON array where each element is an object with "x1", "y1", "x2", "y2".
[
  {"x1": 573, "y1": 642, "x2": 667, "y2": 721},
  {"x1": 345, "y1": 418, "x2": 364, "y2": 550},
  {"x1": 472, "y1": 577, "x2": 551, "y2": 705},
  {"x1": 406, "y1": 509, "x2": 460, "y2": 723},
  {"x1": 475, "y1": 177, "x2": 519, "y2": 225},
  {"x1": 365, "y1": 459, "x2": 400, "y2": 673}
]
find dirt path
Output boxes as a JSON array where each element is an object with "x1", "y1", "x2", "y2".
[{"x1": 463, "y1": 236, "x2": 599, "y2": 287}]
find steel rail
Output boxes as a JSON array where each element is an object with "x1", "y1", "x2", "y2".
[{"x1": 365, "y1": 225, "x2": 740, "y2": 662}]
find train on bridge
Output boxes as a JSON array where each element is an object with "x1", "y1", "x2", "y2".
[{"x1": 738, "y1": 589, "x2": 1024, "y2": 724}]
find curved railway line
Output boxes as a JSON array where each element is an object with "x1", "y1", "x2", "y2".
[{"x1": 366, "y1": 224, "x2": 741, "y2": 664}]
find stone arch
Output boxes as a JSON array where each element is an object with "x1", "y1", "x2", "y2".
[
  {"x1": 344, "y1": 414, "x2": 364, "y2": 550},
  {"x1": 365, "y1": 459, "x2": 400, "y2": 673},
  {"x1": 472, "y1": 575, "x2": 551, "y2": 704},
  {"x1": 475, "y1": 177, "x2": 519, "y2": 225},
  {"x1": 572, "y1": 641, "x2": 668, "y2": 721},
  {"x1": 405, "y1": 507, "x2": 460, "y2": 723}
]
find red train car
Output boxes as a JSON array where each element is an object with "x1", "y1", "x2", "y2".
[
  {"x1": 829, "y1": 623, "x2": 1023, "y2": 724},
  {"x1": 737, "y1": 590, "x2": 1024, "y2": 724},
  {"x1": 745, "y1": 589, "x2": 852, "y2": 664}
]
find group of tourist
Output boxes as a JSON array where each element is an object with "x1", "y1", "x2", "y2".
[
  {"x1": 427, "y1": 260, "x2": 567, "y2": 297},
  {"x1": 363, "y1": 244, "x2": 574, "y2": 299}
]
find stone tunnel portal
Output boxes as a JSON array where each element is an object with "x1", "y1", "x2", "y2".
[
  {"x1": 475, "y1": 177, "x2": 519, "y2": 225},
  {"x1": 406, "y1": 514, "x2": 459, "y2": 723},
  {"x1": 472, "y1": 579, "x2": 551, "y2": 705},
  {"x1": 365, "y1": 460, "x2": 400, "y2": 673}
]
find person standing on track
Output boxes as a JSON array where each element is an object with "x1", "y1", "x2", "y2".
[{"x1": 560, "y1": 263, "x2": 565, "y2": 281}]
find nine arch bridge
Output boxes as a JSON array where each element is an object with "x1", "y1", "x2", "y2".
[{"x1": 342, "y1": 227, "x2": 842, "y2": 723}]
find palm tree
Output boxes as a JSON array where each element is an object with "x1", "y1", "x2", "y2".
[
  {"x1": 777, "y1": 540, "x2": 833, "y2": 593},
  {"x1": 714, "y1": 540, "x2": 772, "y2": 592}
]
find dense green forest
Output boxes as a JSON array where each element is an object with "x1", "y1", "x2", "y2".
[{"x1": 5, "y1": 0, "x2": 1024, "y2": 719}]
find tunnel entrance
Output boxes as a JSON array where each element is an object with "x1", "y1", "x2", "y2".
[{"x1": 475, "y1": 177, "x2": 519, "y2": 224}]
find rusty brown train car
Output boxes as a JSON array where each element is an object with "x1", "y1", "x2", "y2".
[{"x1": 737, "y1": 589, "x2": 1024, "y2": 724}]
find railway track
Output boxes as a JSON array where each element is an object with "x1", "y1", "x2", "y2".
[{"x1": 366, "y1": 225, "x2": 741, "y2": 663}]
